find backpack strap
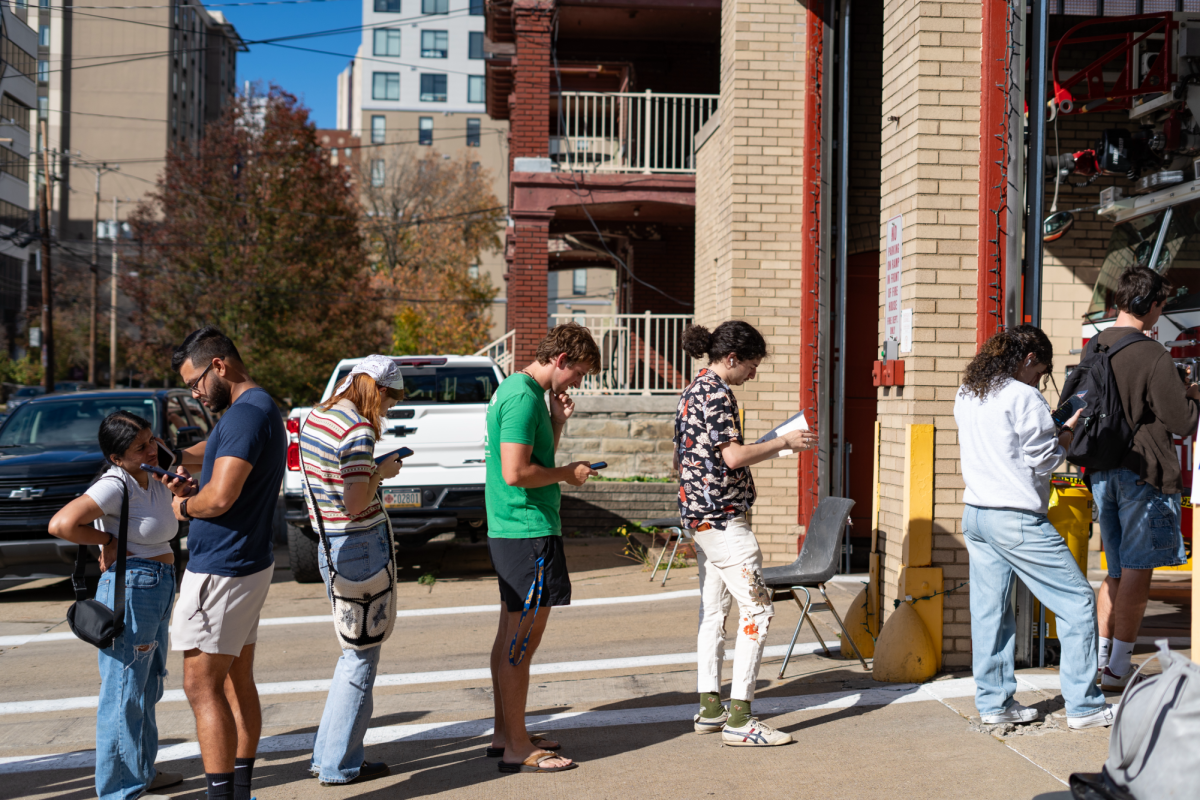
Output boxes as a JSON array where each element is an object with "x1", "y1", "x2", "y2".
[{"x1": 1104, "y1": 330, "x2": 1156, "y2": 358}]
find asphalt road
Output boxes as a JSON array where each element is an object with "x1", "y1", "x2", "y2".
[{"x1": 0, "y1": 538, "x2": 1123, "y2": 800}]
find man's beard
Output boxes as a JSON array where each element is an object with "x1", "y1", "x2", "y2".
[{"x1": 206, "y1": 376, "x2": 234, "y2": 413}]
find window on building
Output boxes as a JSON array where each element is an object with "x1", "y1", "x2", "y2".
[
  {"x1": 15, "y1": 0, "x2": 27, "y2": 9},
  {"x1": 37, "y1": 96, "x2": 47, "y2": 120},
  {"x1": 371, "y1": 115, "x2": 386, "y2": 145},
  {"x1": 373, "y1": 29, "x2": 401, "y2": 56},
  {"x1": 3, "y1": 39, "x2": 35, "y2": 81},
  {"x1": 469, "y1": 0, "x2": 484, "y2": 14},
  {"x1": 0, "y1": 200, "x2": 26, "y2": 230},
  {"x1": 468, "y1": 264, "x2": 479, "y2": 279},
  {"x1": 0, "y1": 147, "x2": 30, "y2": 182},
  {"x1": 374, "y1": 0, "x2": 401, "y2": 10},
  {"x1": 419, "y1": 116, "x2": 433, "y2": 145},
  {"x1": 37, "y1": 61, "x2": 49, "y2": 84},
  {"x1": 421, "y1": 30, "x2": 448, "y2": 58},
  {"x1": 1, "y1": 95, "x2": 30, "y2": 131},
  {"x1": 421, "y1": 0, "x2": 448, "y2": 12},
  {"x1": 469, "y1": 31, "x2": 484, "y2": 60},
  {"x1": 573, "y1": 269, "x2": 587, "y2": 296},
  {"x1": 38, "y1": 26, "x2": 50, "y2": 47},
  {"x1": 466, "y1": 117, "x2": 480, "y2": 147},
  {"x1": 467, "y1": 75, "x2": 485, "y2": 104},
  {"x1": 420, "y1": 74, "x2": 447, "y2": 102},
  {"x1": 372, "y1": 72, "x2": 400, "y2": 101},
  {"x1": 371, "y1": 159, "x2": 386, "y2": 187},
  {"x1": 38, "y1": 0, "x2": 48, "y2": 6}
]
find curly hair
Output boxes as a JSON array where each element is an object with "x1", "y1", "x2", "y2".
[
  {"x1": 960, "y1": 325, "x2": 1054, "y2": 400},
  {"x1": 535, "y1": 322, "x2": 601, "y2": 374}
]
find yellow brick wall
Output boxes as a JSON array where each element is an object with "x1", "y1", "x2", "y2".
[
  {"x1": 876, "y1": 0, "x2": 982, "y2": 669},
  {"x1": 694, "y1": 0, "x2": 808, "y2": 564}
]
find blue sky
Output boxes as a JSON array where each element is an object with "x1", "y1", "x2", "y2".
[{"x1": 222, "y1": 0, "x2": 362, "y2": 129}]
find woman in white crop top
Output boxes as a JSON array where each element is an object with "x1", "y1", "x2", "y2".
[{"x1": 49, "y1": 411, "x2": 196, "y2": 800}]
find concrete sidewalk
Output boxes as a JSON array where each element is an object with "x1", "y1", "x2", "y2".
[{"x1": 0, "y1": 537, "x2": 1155, "y2": 800}]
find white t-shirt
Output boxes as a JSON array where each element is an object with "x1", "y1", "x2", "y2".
[{"x1": 84, "y1": 467, "x2": 179, "y2": 558}]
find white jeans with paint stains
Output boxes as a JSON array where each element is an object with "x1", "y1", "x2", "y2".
[{"x1": 693, "y1": 514, "x2": 774, "y2": 702}]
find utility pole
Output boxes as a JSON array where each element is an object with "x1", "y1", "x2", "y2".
[
  {"x1": 38, "y1": 119, "x2": 54, "y2": 395},
  {"x1": 109, "y1": 197, "x2": 120, "y2": 390},
  {"x1": 80, "y1": 161, "x2": 119, "y2": 384}
]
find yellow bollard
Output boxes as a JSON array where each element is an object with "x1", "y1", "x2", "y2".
[
  {"x1": 1044, "y1": 484, "x2": 1092, "y2": 638},
  {"x1": 872, "y1": 600, "x2": 937, "y2": 683},
  {"x1": 838, "y1": 586, "x2": 876, "y2": 659}
]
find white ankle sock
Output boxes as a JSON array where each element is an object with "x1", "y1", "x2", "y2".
[
  {"x1": 1098, "y1": 637, "x2": 1112, "y2": 670},
  {"x1": 1108, "y1": 638, "x2": 1135, "y2": 677}
]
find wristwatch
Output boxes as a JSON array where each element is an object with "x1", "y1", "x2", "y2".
[{"x1": 180, "y1": 498, "x2": 193, "y2": 521}]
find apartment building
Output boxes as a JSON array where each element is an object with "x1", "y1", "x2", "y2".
[
  {"x1": 337, "y1": 0, "x2": 514, "y2": 340},
  {"x1": 29, "y1": 0, "x2": 242, "y2": 253},
  {"x1": 0, "y1": 1, "x2": 37, "y2": 351}
]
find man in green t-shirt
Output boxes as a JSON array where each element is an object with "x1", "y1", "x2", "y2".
[{"x1": 485, "y1": 323, "x2": 600, "y2": 774}]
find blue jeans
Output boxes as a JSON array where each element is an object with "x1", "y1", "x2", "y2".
[
  {"x1": 310, "y1": 523, "x2": 390, "y2": 783},
  {"x1": 94, "y1": 558, "x2": 175, "y2": 800},
  {"x1": 1090, "y1": 468, "x2": 1186, "y2": 576},
  {"x1": 962, "y1": 506, "x2": 1106, "y2": 718}
]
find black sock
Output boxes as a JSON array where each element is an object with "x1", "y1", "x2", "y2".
[
  {"x1": 233, "y1": 758, "x2": 255, "y2": 800},
  {"x1": 206, "y1": 772, "x2": 234, "y2": 800}
]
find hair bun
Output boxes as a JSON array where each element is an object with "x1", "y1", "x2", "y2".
[{"x1": 681, "y1": 324, "x2": 714, "y2": 359}]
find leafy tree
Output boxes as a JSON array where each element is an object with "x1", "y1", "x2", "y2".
[
  {"x1": 126, "y1": 87, "x2": 387, "y2": 405},
  {"x1": 361, "y1": 148, "x2": 502, "y2": 355}
]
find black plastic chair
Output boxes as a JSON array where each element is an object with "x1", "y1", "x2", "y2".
[
  {"x1": 761, "y1": 496, "x2": 868, "y2": 676},
  {"x1": 642, "y1": 516, "x2": 688, "y2": 586}
]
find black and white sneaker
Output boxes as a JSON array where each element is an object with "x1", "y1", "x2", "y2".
[{"x1": 720, "y1": 717, "x2": 793, "y2": 746}]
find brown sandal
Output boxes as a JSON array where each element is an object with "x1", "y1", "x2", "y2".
[
  {"x1": 497, "y1": 752, "x2": 577, "y2": 774},
  {"x1": 486, "y1": 734, "x2": 561, "y2": 758}
]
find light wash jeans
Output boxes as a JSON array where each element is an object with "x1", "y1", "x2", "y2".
[
  {"x1": 694, "y1": 515, "x2": 774, "y2": 702},
  {"x1": 94, "y1": 558, "x2": 175, "y2": 800},
  {"x1": 962, "y1": 505, "x2": 1106, "y2": 718},
  {"x1": 310, "y1": 522, "x2": 390, "y2": 783}
]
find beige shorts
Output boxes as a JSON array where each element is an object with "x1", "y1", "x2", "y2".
[{"x1": 171, "y1": 564, "x2": 274, "y2": 655}]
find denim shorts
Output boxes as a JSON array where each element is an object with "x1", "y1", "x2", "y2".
[{"x1": 1090, "y1": 467, "x2": 1187, "y2": 576}]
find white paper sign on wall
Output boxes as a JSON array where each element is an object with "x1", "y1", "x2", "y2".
[
  {"x1": 885, "y1": 215, "x2": 903, "y2": 343},
  {"x1": 901, "y1": 308, "x2": 913, "y2": 353}
]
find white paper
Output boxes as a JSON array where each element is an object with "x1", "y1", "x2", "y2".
[
  {"x1": 885, "y1": 215, "x2": 903, "y2": 341},
  {"x1": 755, "y1": 411, "x2": 809, "y2": 457},
  {"x1": 900, "y1": 308, "x2": 913, "y2": 353}
]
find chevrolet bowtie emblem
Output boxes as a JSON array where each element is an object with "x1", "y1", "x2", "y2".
[{"x1": 8, "y1": 488, "x2": 45, "y2": 500}]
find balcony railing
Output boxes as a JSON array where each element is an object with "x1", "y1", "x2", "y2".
[
  {"x1": 474, "y1": 329, "x2": 515, "y2": 375},
  {"x1": 551, "y1": 311, "x2": 694, "y2": 394},
  {"x1": 552, "y1": 91, "x2": 718, "y2": 174}
]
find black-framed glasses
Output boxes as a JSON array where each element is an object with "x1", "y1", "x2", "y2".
[{"x1": 187, "y1": 360, "x2": 215, "y2": 392}]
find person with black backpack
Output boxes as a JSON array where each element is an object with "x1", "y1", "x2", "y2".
[
  {"x1": 1063, "y1": 266, "x2": 1199, "y2": 693},
  {"x1": 956, "y1": 326, "x2": 1116, "y2": 730}
]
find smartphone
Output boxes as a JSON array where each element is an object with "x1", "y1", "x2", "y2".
[
  {"x1": 1052, "y1": 392, "x2": 1088, "y2": 427},
  {"x1": 140, "y1": 463, "x2": 195, "y2": 485},
  {"x1": 157, "y1": 442, "x2": 175, "y2": 469},
  {"x1": 589, "y1": 461, "x2": 608, "y2": 470},
  {"x1": 375, "y1": 447, "x2": 414, "y2": 465}
]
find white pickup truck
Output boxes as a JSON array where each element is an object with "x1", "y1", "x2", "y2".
[{"x1": 283, "y1": 354, "x2": 506, "y2": 582}]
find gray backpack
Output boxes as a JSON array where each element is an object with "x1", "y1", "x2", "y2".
[{"x1": 1071, "y1": 641, "x2": 1200, "y2": 799}]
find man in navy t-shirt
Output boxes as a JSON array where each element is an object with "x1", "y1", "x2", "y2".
[{"x1": 165, "y1": 327, "x2": 285, "y2": 800}]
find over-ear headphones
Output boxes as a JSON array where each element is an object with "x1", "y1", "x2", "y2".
[{"x1": 1130, "y1": 271, "x2": 1164, "y2": 317}]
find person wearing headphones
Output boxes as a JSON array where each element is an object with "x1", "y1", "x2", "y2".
[{"x1": 1088, "y1": 266, "x2": 1199, "y2": 691}]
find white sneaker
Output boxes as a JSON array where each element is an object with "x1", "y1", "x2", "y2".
[
  {"x1": 1100, "y1": 666, "x2": 1132, "y2": 692},
  {"x1": 980, "y1": 702, "x2": 1040, "y2": 725},
  {"x1": 693, "y1": 707, "x2": 728, "y2": 734},
  {"x1": 721, "y1": 717, "x2": 793, "y2": 746},
  {"x1": 1068, "y1": 704, "x2": 1119, "y2": 730}
]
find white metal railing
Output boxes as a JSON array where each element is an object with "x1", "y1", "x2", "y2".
[
  {"x1": 552, "y1": 91, "x2": 718, "y2": 174},
  {"x1": 475, "y1": 329, "x2": 515, "y2": 375},
  {"x1": 551, "y1": 311, "x2": 694, "y2": 394}
]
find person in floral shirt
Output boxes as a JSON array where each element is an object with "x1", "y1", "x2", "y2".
[{"x1": 675, "y1": 321, "x2": 816, "y2": 747}]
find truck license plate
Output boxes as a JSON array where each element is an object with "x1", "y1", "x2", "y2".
[{"x1": 383, "y1": 490, "x2": 421, "y2": 509}]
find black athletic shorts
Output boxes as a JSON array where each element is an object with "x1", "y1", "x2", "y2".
[{"x1": 487, "y1": 535, "x2": 572, "y2": 613}]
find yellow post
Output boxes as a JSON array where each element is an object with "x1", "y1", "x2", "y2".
[
  {"x1": 1194, "y1": 487, "x2": 1200, "y2": 664},
  {"x1": 902, "y1": 424, "x2": 934, "y2": 567},
  {"x1": 1045, "y1": 485, "x2": 1092, "y2": 638},
  {"x1": 903, "y1": 566, "x2": 944, "y2": 670}
]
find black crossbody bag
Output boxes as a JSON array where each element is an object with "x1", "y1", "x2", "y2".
[{"x1": 66, "y1": 480, "x2": 130, "y2": 649}]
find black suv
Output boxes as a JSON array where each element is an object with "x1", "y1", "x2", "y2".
[{"x1": 0, "y1": 389, "x2": 214, "y2": 577}]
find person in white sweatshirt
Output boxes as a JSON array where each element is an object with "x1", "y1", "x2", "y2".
[{"x1": 954, "y1": 325, "x2": 1116, "y2": 731}]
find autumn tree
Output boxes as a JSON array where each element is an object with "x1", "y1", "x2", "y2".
[
  {"x1": 361, "y1": 147, "x2": 503, "y2": 355},
  {"x1": 126, "y1": 88, "x2": 387, "y2": 404}
]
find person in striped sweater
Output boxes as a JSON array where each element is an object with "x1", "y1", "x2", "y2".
[{"x1": 300, "y1": 355, "x2": 404, "y2": 786}]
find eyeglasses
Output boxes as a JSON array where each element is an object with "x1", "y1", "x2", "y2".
[{"x1": 187, "y1": 360, "x2": 215, "y2": 392}]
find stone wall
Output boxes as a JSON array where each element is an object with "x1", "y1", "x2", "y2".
[
  {"x1": 555, "y1": 395, "x2": 677, "y2": 478},
  {"x1": 560, "y1": 481, "x2": 678, "y2": 537}
]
